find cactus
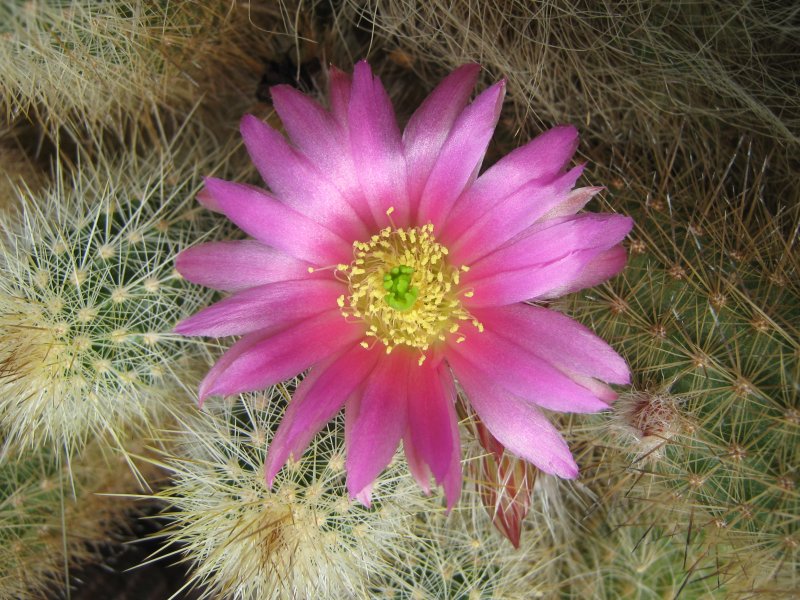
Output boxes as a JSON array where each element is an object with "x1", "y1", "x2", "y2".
[
  {"x1": 558, "y1": 500, "x2": 724, "y2": 599},
  {"x1": 339, "y1": 0, "x2": 800, "y2": 154},
  {"x1": 155, "y1": 387, "x2": 415, "y2": 599},
  {"x1": 0, "y1": 0, "x2": 263, "y2": 135},
  {"x1": 563, "y1": 138, "x2": 799, "y2": 596},
  {"x1": 0, "y1": 2, "x2": 796, "y2": 597},
  {"x1": 155, "y1": 389, "x2": 579, "y2": 599},
  {"x1": 0, "y1": 122, "x2": 245, "y2": 459},
  {"x1": 0, "y1": 136, "x2": 45, "y2": 214},
  {"x1": 0, "y1": 440, "x2": 157, "y2": 598}
]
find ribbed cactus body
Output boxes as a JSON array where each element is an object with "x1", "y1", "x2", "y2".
[
  {"x1": 0, "y1": 129, "x2": 241, "y2": 457},
  {"x1": 568, "y1": 146, "x2": 799, "y2": 595}
]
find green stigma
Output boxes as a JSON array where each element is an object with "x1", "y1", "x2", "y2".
[{"x1": 383, "y1": 265, "x2": 419, "y2": 311}]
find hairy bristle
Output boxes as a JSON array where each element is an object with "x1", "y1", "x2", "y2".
[
  {"x1": 0, "y1": 117, "x2": 246, "y2": 458},
  {"x1": 0, "y1": 440, "x2": 158, "y2": 598},
  {"x1": 154, "y1": 392, "x2": 581, "y2": 599},
  {"x1": 566, "y1": 134, "x2": 799, "y2": 595}
]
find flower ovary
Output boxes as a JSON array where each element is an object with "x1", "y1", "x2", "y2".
[{"x1": 383, "y1": 265, "x2": 419, "y2": 311}]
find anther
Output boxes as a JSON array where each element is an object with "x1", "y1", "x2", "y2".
[{"x1": 338, "y1": 224, "x2": 477, "y2": 353}]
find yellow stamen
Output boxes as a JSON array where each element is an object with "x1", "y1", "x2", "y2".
[{"x1": 337, "y1": 224, "x2": 482, "y2": 355}]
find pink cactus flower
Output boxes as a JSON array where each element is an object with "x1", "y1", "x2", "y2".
[{"x1": 175, "y1": 61, "x2": 632, "y2": 508}]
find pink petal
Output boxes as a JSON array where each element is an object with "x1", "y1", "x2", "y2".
[
  {"x1": 203, "y1": 177, "x2": 351, "y2": 266},
  {"x1": 472, "y1": 304, "x2": 630, "y2": 385},
  {"x1": 174, "y1": 279, "x2": 345, "y2": 337},
  {"x1": 439, "y1": 367, "x2": 462, "y2": 511},
  {"x1": 345, "y1": 351, "x2": 412, "y2": 499},
  {"x1": 447, "y1": 328, "x2": 611, "y2": 413},
  {"x1": 406, "y1": 359, "x2": 457, "y2": 484},
  {"x1": 545, "y1": 245, "x2": 629, "y2": 297},
  {"x1": 328, "y1": 66, "x2": 352, "y2": 127},
  {"x1": 270, "y1": 87, "x2": 374, "y2": 229},
  {"x1": 355, "y1": 484, "x2": 373, "y2": 508},
  {"x1": 541, "y1": 186, "x2": 604, "y2": 220},
  {"x1": 464, "y1": 214, "x2": 633, "y2": 306},
  {"x1": 442, "y1": 125, "x2": 579, "y2": 241},
  {"x1": 442, "y1": 450, "x2": 462, "y2": 510},
  {"x1": 196, "y1": 187, "x2": 221, "y2": 212},
  {"x1": 344, "y1": 387, "x2": 372, "y2": 504},
  {"x1": 466, "y1": 213, "x2": 630, "y2": 279},
  {"x1": 404, "y1": 362, "x2": 462, "y2": 507},
  {"x1": 348, "y1": 61, "x2": 410, "y2": 227},
  {"x1": 417, "y1": 81, "x2": 506, "y2": 228},
  {"x1": 239, "y1": 115, "x2": 367, "y2": 241},
  {"x1": 270, "y1": 85, "x2": 344, "y2": 163},
  {"x1": 402, "y1": 64, "x2": 480, "y2": 209},
  {"x1": 193, "y1": 329, "x2": 270, "y2": 407},
  {"x1": 448, "y1": 165, "x2": 584, "y2": 265},
  {"x1": 175, "y1": 241, "x2": 311, "y2": 292},
  {"x1": 265, "y1": 344, "x2": 381, "y2": 484},
  {"x1": 565, "y1": 372, "x2": 618, "y2": 405},
  {"x1": 198, "y1": 310, "x2": 362, "y2": 402},
  {"x1": 345, "y1": 388, "x2": 361, "y2": 445},
  {"x1": 343, "y1": 389, "x2": 369, "y2": 504},
  {"x1": 451, "y1": 358, "x2": 579, "y2": 478},
  {"x1": 465, "y1": 248, "x2": 603, "y2": 307},
  {"x1": 403, "y1": 435, "x2": 432, "y2": 494}
]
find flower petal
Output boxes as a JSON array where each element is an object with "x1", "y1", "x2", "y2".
[
  {"x1": 472, "y1": 304, "x2": 630, "y2": 385},
  {"x1": 442, "y1": 449, "x2": 462, "y2": 510},
  {"x1": 406, "y1": 359, "x2": 457, "y2": 484},
  {"x1": 403, "y1": 64, "x2": 480, "y2": 207},
  {"x1": 355, "y1": 483, "x2": 373, "y2": 508},
  {"x1": 348, "y1": 61, "x2": 410, "y2": 226},
  {"x1": 270, "y1": 85, "x2": 344, "y2": 164},
  {"x1": 466, "y1": 248, "x2": 602, "y2": 307},
  {"x1": 448, "y1": 165, "x2": 584, "y2": 265},
  {"x1": 439, "y1": 366, "x2": 462, "y2": 511},
  {"x1": 196, "y1": 186, "x2": 221, "y2": 212},
  {"x1": 268, "y1": 89, "x2": 376, "y2": 229},
  {"x1": 328, "y1": 66, "x2": 352, "y2": 127},
  {"x1": 198, "y1": 310, "x2": 362, "y2": 402},
  {"x1": 443, "y1": 125, "x2": 579, "y2": 241},
  {"x1": 541, "y1": 186, "x2": 604, "y2": 220},
  {"x1": 346, "y1": 351, "x2": 412, "y2": 499},
  {"x1": 174, "y1": 279, "x2": 345, "y2": 337},
  {"x1": 344, "y1": 389, "x2": 367, "y2": 505},
  {"x1": 565, "y1": 372, "x2": 618, "y2": 404},
  {"x1": 203, "y1": 177, "x2": 351, "y2": 266},
  {"x1": 265, "y1": 344, "x2": 381, "y2": 484},
  {"x1": 451, "y1": 358, "x2": 579, "y2": 478},
  {"x1": 545, "y1": 245, "x2": 629, "y2": 297},
  {"x1": 466, "y1": 212, "x2": 630, "y2": 279},
  {"x1": 193, "y1": 329, "x2": 269, "y2": 407},
  {"x1": 239, "y1": 115, "x2": 367, "y2": 241},
  {"x1": 175, "y1": 241, "x2": 311, "y2": 292},
  {"x1": 417, "y1": 81, "x2": 506, "y2": 228},
  {"x1": 403, "y1": 435, "x2": 432, "y2": 494},
  {"x1": 447, "y1": 327, "x2": 611, "y2": 413},
  {"x1": 464, "y1": 214, "x2": 633, "y2": 306}
]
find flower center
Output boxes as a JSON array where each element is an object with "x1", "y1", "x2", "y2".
[
  {"x1": 337, "y1": 222, "x2": 480, "y2": 360},
  {"x1": 383, "y1": 265, "x2": 419, "y2": 311}
]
